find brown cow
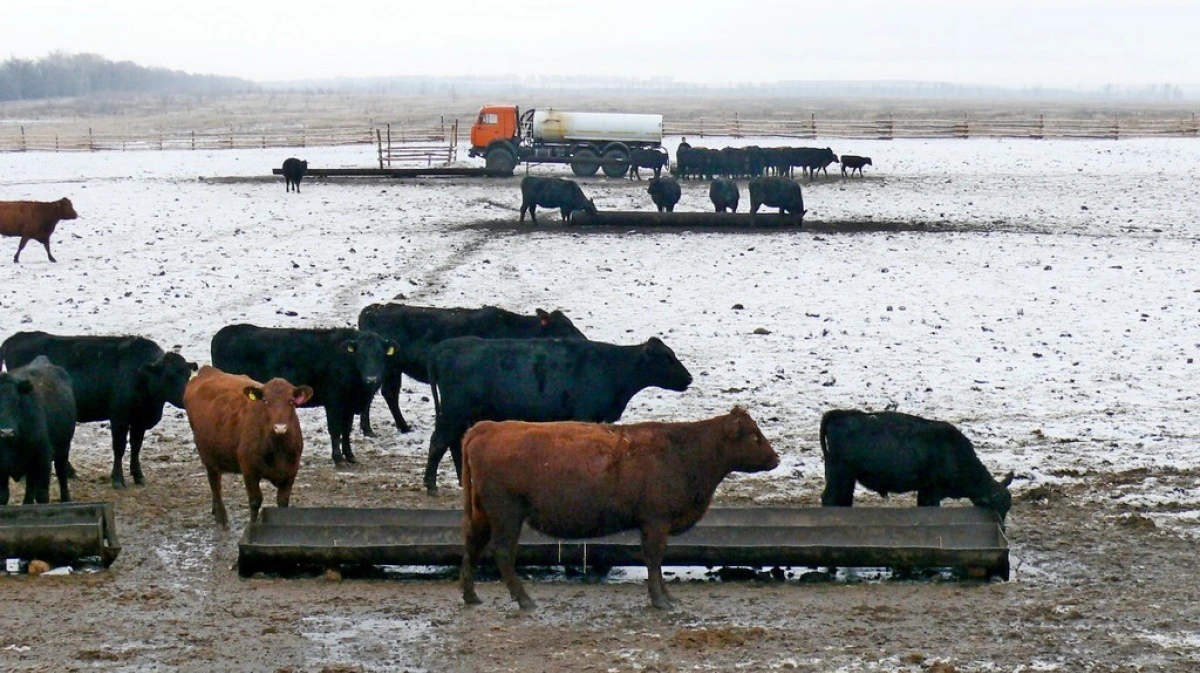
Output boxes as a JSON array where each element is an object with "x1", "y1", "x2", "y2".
[
  {"x1": 460, "y1": 407, "x2": 780, "y2": 610},
  {"x1": 183, "y1": 365, "x2": 313, "y2": 527},
  {"x1": 0, "y1": 198, "x2": 79, "y2": 263}
]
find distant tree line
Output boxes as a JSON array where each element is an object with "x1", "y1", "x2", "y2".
[{"x1": 0, "y1": 52, "x2": 258, "y2": 101}]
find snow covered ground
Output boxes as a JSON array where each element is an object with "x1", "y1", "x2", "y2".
[{"x1": 1, "y1": 135, "x2": 1197, "y2": 533}]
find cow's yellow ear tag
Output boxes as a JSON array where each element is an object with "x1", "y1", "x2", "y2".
[
  {"x1": 247, "y1": 391, "x2": 258, "y2": 401},
  {"x1": 387, "y1": 346, "x2": 396, "y2": 356}
]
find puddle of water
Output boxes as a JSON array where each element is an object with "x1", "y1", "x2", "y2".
[{"x1": 301, "y1": 615, "x2": 432, "y2": 673}]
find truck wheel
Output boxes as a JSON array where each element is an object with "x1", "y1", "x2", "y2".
[
  {"x1": 485, "y1": 148, "x2": 516, "y2": 176},
  {"x1": 571, "y1": 148, "x2": 600, "y2": 177},
  {"x1": 601, "y1": 148, "x2": 629, "y2": 178}
]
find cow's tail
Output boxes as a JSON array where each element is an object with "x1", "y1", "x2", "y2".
[
  {"x1": 427, "y1": 353, "x2": 443, "y2": 425},
  {"x1": 818, "y1": 410, "x2": 834, "y2": 461}
]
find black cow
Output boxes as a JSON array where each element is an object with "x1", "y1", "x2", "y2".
[
  {"x1": 0, "y1": 357, "x2": 75, "y2": 505},
  {"x1": 841, "y1": 155, "x2": 873, "y2": 177},
  {"x1": 709, "y1": 178, "x2": 740, "y2": 212},
  {"x1": 819, "y1": 409, "x2": 1014, "y2": 521},
  {"x1": 210, "y1": 324, "x2": 397, "y2": 465},
  {"x1": 282, "y1": 157, "x2": 307, "y2": 193},
  {"x1": 748, "y1": 176, "x2": 806, "y2": 220},
  {"x1": 646, "y1": 176, "x2": 681, "y2": 212},
  {"x1": 629, "y1": 148, "x2": 669, "y2": 180},
  {"x1": 519, "y1": 176, "x2": 597, "y2": 224},
  {"x1": 423, "y1": 336, "x2": 693, "y2": 493},
  {"x1": 355, "y1": 304, "x2": 587, "y2": 436},
  {"x1": 793, "y1": 147, "x2": 838, "y2": 180},
  {"x1": 0, "y1": 331, "x2": 197, "y2": 489}
]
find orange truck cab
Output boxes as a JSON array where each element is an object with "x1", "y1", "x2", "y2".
[{"x1": 469, "y1": 106, "x2": 519, "y2": 153}]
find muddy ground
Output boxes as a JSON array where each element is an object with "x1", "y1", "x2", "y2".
[{"x1": 2, "y1": 435, "x2": 1198, "y2": 672}]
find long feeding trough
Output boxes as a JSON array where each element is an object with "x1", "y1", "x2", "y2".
[
  {"x1": 269, "y1": 166, "x2": 509, "y2": 179},
  {"x1": 0, "y1": 502, "x2": 121, "y2": 568},
  {"x1": 567, "y1": 210, "x2": 805, "y2": 228},
  {"x1": 238, "y1": 506, "x2": 1008, "y2": 580}
]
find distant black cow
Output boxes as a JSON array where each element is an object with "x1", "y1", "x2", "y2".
[
  {"x1": 282, "y1": 157, "x2": 307, "y2": 193},
  {"x1": 819, "y1": 409, "x2": 1014, "y2": 521},
  {"x1": 355, "y1": 304, "x2": 587, "y2": 436},
  {"x1": 210, "y1": 324, "x2": 397, "y2": 465},
  {"x1": 519, "y1": 176, "x2": 597, "y2": 224},
  {"x1": 792, "y1": 147, "x2": 838, "y2": 180},
  {"x1": 841, "y1": 155, "x2": 873, "y2": 177},
  {"x1": 646, "y1": 176, "x2": 681, "y2": 212},
  {"x1": 0, "y1": 356, "x2": 75, "y2": 505},
  {"x1": 748, "y1": 176, "x2": 806, "y2": 220},
  {"x1": 629, "y1": 148, "x2": 669, "y2": 180},
  {"x1": 0, "y1": 331, "x2": 197, "y2": 489},
  {"x1": 423, "y1": 336, "x2": 693, "y2": 493},
  {"x1": 709, "y1": 178, "x2": 740, "y2": 212}
]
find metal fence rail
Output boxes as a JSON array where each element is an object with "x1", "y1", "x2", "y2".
[{"x1": 2, "y1": 113, "x2": 1197, "y2": 153}]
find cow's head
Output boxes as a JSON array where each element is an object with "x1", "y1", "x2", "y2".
[
  {"x1": 639, "y1": 337, "x2": 692, "y2": 392},
  {"x1": 145, "y1": 352, "x2": 200, "y2": 409},
  {"x1": 581, "y1": 198, "x2": 598, "y2": 216},
  {"x1": 245, "y1": 378, "x2": 313, "y2": 436},
  {"x1": 721, "y1": 406, "x2": 779, "y2": 474},
  {"x1": 0, "y1": 373, "x2": 34, "y2": 441},
  {"x1": 57, "y1": 198, "x2": 79, "y2": 220},
  {"x1": 973, "y1": 471, "x2": 1015, "y2": 522},
  {"x1": 342, "y1": 330, "x2": 397, "y2": 392},
  {"x1": 535, "y1": 309, "x2": 586, "y2": 339}
]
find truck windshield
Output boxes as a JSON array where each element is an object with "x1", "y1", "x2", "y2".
[{"x1": 480, "y1": 113, "x2": 499, "y2": 125}]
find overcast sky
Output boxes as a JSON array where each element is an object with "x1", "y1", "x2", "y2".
[{"x1": 4, "y1": 1, "x2": 1196, "y2": 88}]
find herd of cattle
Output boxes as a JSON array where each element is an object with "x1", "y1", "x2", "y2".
[{"x1": 0, "y1": 146, "x2": 1020, "y2": 609}]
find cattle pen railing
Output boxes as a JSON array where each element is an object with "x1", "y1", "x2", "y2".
[
  {"x1": 1, "y1": 114, "x2": 1198, "y2": 153},
  {"x1": 666, "y1": 114, "x2": 1200, "y2": 140}
]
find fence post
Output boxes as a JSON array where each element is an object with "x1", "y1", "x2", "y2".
[
  {"x1": 20, "y1": 125, "x2": 25, "y2": 152},
  {"x1": 809, "y1": 114, "x2": 816, "y2": 139},
  {"x1": 376, "y1": 128, "x2": 384, "y2": 169},
  {"x1": 387, "y1": 123, "x2": 392, "y2": 167},
  {"x1": 89, "y1": 127, "x2": 95, "y2": 151}
]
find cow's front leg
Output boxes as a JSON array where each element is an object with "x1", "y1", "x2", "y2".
[{"x1": 641, "y1": 523, "x2": 674, "y2": 609}]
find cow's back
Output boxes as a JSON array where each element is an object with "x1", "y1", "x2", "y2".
[
  {"x1": 185, "y1": 366, "x2": 259, "y2": 473},
  {"x1": 1, "y1": 331, "x2": 164, "y2": 422},
  {"x1": 211, "y1": 324, "x2": 351, "y2": 407}
]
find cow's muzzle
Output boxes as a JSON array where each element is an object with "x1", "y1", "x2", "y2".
[{"x1": 273, "y1": 424, "x2": 289, "y2": 436}]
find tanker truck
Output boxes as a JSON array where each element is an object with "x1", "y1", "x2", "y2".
[{"x1": 468, "y1": 105, "x2": 664, "y2": 177}]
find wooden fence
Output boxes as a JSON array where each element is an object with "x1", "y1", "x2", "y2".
[
  {"x1": 1, "y1": 113, "x2": 1197, "y2": 154},
  {"x1": 665, "y1": 114, "x2": 1200, "y2": 140}
]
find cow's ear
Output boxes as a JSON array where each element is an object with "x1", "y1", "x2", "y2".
[
  {"x1": 243, "y1": 386, "x2": 264, "y2": 402},
  {"x1": 293, "y1": 386, "x2": 314, "y2": 405},
  {"x1": 1000, "y1": 471, "x2": 1015, "y2": 487},
  {"x1": 17, "y1": 380, "x2": 34, "y2": 394}
]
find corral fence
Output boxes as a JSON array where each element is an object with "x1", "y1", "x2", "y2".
[
  {"x1": 666, "y1": 113, "x2": 1200, "y2": 140},
  {"x1": 375, "y1": 117, "x2": 458, "y2": 167},
  {"x1": 1, "y1": 113, "x2": 1198, "y2": 154}
]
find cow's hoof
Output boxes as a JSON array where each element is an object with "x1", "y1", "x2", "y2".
[
  {"x1": 343, "y1": 453, "x2": 357, "y2": 465},
  {"x1": 398, "y1": 423, "x2": 413, "y2": 434},
  {"x1": 464, "y1": 593, "x2": 482, "y2": 605},
  {"x1": 111, "y1": 481, "x2": 126, "y2": 490},
  {"x1": 517, "y1": 598, "x2": 537, "y2": 611},
  {"x1": 133, "y1": 475, "x2": 146, "y2": 486},
  {"x1": 361, "y1": 428, "x2": 377, "y2": 438}
]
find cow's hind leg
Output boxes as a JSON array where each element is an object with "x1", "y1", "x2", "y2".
[
  {"x1": 461, "y1": 501, "x2": 491, "y2": 605},
  {"x1": 13, "y1": 236, "x2": 31, "y2": 263},
  {"x1": 109, "y1": 422, "x2": 130, "y2": 489},
  {"x1": 207, "y1": 468, "x2": 228, "y2": 527},
  {"x1": 424, "y1": 426, "x2": 457, "y2": 493},
  {"x1": 54, "y1": 448, "x2": 71, "y2": 503},
  {"x1": 490, "y1": 509, "x2": 535, "y2": 610},
  {"x1": 821, "y1": 468, "x2": 856, "y2": 507},
  {"x1": 381, "y1": 373, "x2": 412, "y2": 433}
]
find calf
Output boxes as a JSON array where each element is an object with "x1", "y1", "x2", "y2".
[
  {"x1": 646, "y1": 176, "x2": 681, "y2": 212},
  {"x1": 0, "y1": 356, "x2": 75, "y2": 505},
  {"x1": 461, "y1": 407, "x2": 779, "y2": 610},
  {"x1": 628, "y1": 147, "x2": 669, "y2": 180},
  {"x1": 282, "y1": 157, "x2": 307, "y2": 193},
  {"x1": 425, "y1": 336, "x2": 693, "y2": 493},
  {"x1": 519, "y1": 176, "x2": 597, "y2": 224},
  {"x1": 748, "y1": 176, "x2": 806, "y2": 220},
  {"x1": 709, "y1": 178, "x2": 740, "y2": 212},
  {"x1": 184, "y1": 366, "x2": 313, "y2": 527},
  {"x1": 841, "y1": 155, "x2": 873, "y2": 177},
  {"x1": 1, "y1": 331, "x2": 197, "y2": 489},
  {"x1": 819, "y1": 409, "x2": 1014, "y2": 521},
  {"x1": 210, "y1": 324, "x2": 396, "y2": 465},
  {"x1": 0, "y1": 198, "x2": 79, "y2": 263},
  {"x1": 356, "y1": 304, "x2": 586, "y2": 436}
]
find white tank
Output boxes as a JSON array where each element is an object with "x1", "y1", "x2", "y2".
[{"x1": 529, "y1": 109, "x2": 663, "y2": 145}]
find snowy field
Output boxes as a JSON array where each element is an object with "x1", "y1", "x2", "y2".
[{"x1": 1, "y1": 135, "x2": 1198, "y2": 529}]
